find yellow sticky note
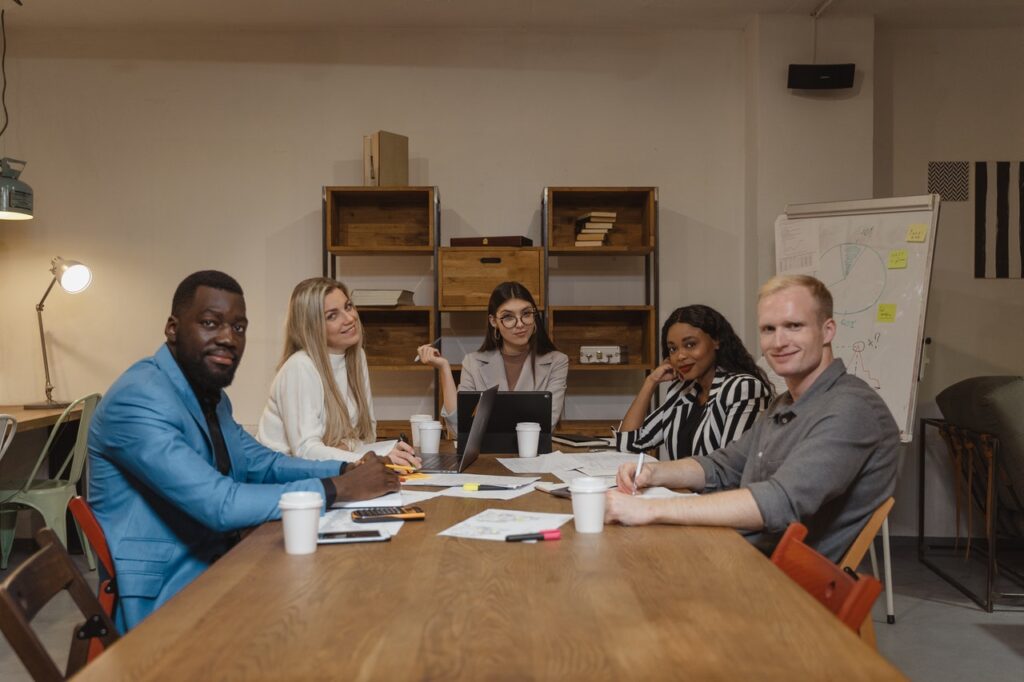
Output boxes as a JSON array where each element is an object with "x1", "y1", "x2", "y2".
[
  {"x1": 906, "y1": 224, "x2": 928, "y2": 242},
  {"x1": 400, "y1": 473, "x2": 431, "y2": 481},
  {"x1": 877, "y1": 304, "x2": 897, "y2": 323},
  {"x1": 887, "y1": 249, "x2": 908, "y2": 269}
]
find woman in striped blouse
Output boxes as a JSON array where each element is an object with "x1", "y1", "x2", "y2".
[{"x1": 616, "y1": 305, "x2": 773, "y2": 460}]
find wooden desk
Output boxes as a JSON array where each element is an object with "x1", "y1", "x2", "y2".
[
  {"x1": 74, "y1": 458, "x2": 905, "y2": 680},
  {"x1": 0, "y1": 405, "x2": 81, "y2": 433}
]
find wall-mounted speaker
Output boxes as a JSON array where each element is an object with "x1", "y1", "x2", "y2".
[{"x1": 787, "y1": 63, "x2": 855, "y2": 90}]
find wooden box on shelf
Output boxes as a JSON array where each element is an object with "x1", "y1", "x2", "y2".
[
  {"x1": 438, "y1": 247, "x2": 544, "y2": 310},
  {"x1": 549, "y1": 306, "x2": 656, "y2": 370},
  {"x1": 358, "y1": 307, "x2": 435, "y2": 370},
  {"x1": 546, "y1": 187, "x2": 656, "y2": 254},
  {"x1": 325, "y1": 186, "x2": 436, "y2": 253}
]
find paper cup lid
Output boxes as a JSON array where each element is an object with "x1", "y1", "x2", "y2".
[
  {"x1": 418, "y1": 421, "x2": 442, "y2": 430},
  {"x1": 569, "y1": 476, "x2": 609, "y2": 493},
  {"x1": 516, "y1": 422, "x2": 541, "y2": 431},
  {"x1": 278, "y1": 491, "x2": 323, "y2": 510}
]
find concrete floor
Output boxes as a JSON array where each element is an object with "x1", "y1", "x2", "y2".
[{"x1": 1, "y1": 538, "x2": 1022, "y2": 681}]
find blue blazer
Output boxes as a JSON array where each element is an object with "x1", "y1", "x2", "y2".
[{"x1": 88, "y1": 345, "x2": 344, "y2": 631}]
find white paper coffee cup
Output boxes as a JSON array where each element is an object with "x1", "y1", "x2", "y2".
[
  {"x1": 278, "y1": 491, "x2": 323, "y2": 555},
  {"x1": 569, "y1": 476, "x2": 607, "y2": 534},
  {"x1": 409, "y1": 414, "x2": 433, "y2": 448},
  {"x1": 418, "y1": 421, "x2": 442, "y2": 455},
  {"x1": 516, "y1": 422, "x2": 541, "y2": 458}
]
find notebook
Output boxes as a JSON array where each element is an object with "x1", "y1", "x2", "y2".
[{"x1": 418, "y1": 385, "x2": 497, "y2": 473}]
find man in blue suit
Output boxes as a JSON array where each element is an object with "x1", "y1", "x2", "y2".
[{"x1": 89, "y1": 271, "x2": 398, "y2": 631}]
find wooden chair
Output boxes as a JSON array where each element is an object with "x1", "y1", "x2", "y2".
[
  {"x1": 840, "y1": 496, "x2": 896, "y2": 645},
  {"x1": 771, "y1": 522, "x2": 883, "y2": 635},
  {"x1": 68, "y1": 496, "x2": 116, "y2": 662},
  {"x1": 0, "y1": 527, "x2": 119, "y2": 681}
]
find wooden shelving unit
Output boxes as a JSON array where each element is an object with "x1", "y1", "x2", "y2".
[
  {"x1": 544, "y1": 187, "x2": 659, "y2": 432},
  {"x1": 323, "y1": 186, "x2": 440, "y2": 418}
]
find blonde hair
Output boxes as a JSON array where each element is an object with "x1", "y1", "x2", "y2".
[
  {"x1": 279, "y1": 277, "x2": 374, "y2": 449},
  {"x1": 758, "y1": 274, "x2": 833, "y2": 322}
]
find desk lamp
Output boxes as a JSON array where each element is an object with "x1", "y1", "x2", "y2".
[{"x1": 25, "y1": 257, "x2": 92, "y2": 410}]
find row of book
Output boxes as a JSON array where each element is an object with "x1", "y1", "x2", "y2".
[{"x1": 574, "y1": 211, "x2": 616, "y2": 247}]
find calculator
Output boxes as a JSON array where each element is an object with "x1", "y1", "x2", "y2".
[{"x1": 351, "y1": 506, "x2": 426, "y2": 522}]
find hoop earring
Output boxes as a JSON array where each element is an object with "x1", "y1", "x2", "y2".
[{"x1": 492, "y1": 326, "x2": 501, "y2": 344}]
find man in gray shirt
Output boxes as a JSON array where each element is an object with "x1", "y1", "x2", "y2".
[{"x1": 607, "y1": 275, "x2": 899, "y2": 561}]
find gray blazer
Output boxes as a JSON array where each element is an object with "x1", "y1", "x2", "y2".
[{"x1": 442, "y1": 349, "x2": 569, "y2": 429}]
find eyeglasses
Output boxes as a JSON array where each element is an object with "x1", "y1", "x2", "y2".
[{"x1": 496, "y1": 309, "x2": 536, "y2": 329}]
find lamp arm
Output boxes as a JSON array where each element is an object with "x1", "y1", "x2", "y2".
[
  {"x1": 36, "y1": 275, "x2": 57, "y2": 310},
  {"x1": 35, "y1": 276, "x2": 58, "y2": 404}
]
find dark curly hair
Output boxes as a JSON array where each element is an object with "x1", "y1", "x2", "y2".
[
  {"x1": 478, "y1": 281, "x2": 558, "y2": 356},
  {"x1": 661, "y1": 304, "x2": 773, "y2": 396}
]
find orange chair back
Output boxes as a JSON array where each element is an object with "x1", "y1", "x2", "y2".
[
  {"x1": 771, "y1": 523, "x2": 883, "y2": 634},
  {"x1": 68, "y1": 497, "x2": 116, "y2": 662}
]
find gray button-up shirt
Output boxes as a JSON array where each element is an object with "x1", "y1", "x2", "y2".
[{"x1": 695, "y1": 358, "x2": 899, "y2": 561}]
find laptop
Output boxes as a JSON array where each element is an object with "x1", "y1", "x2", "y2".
[
  {"x1": 418, "y1": 385, "x2": 497, "y2": 473},
  {"x1": 456, "y1": 390, "x2": 552, "y2": 455}
]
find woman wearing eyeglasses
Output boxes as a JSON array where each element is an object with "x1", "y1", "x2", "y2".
[
  {"x1": 616, "y1": 304, "x2": 773, "y2": 460},
  {"x1": 416, "y1": 281, "x2": 568, "y2": 430}
]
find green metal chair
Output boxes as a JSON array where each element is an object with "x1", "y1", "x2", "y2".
[{"x1": 0, "y1": 394, "x2": 100, "y2": 571}]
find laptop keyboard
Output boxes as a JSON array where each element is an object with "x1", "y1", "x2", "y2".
[{"x1": 419, "y1": 453, "x2": 460, "y2": 472}]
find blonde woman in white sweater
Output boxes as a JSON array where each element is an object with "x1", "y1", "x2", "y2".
[{"x1": 257, "y1": 277, "x2": 419, "y2": 466}]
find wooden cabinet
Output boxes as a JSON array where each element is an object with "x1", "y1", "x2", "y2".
[
  {"x1": 543, "y1": 187, "x2": 659, "y2": 430},
  {"x1": 438, "y1": 247, "x2": 544, "y2": 310}
]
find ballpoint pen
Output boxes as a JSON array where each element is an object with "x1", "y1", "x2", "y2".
[
  {"x1": 505, "y1": 530, "x2": 561, "y2": 542},
  {"x1": 413, "y1": 337, "x2": 442, "y2": 362},
  {"x1": 632, "y1": 452, "x2": 645, "y2": 495}
]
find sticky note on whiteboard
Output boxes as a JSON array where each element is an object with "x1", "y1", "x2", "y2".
[
  {"x1": 906, "y1": 224, "x2": 928, "y2": 242},
  {"x1": 877, "y1": 304, "x2": 897, "y2": 323},
  {"x1": 887, "y1": 249, "x2": 908, "y2": 269}
]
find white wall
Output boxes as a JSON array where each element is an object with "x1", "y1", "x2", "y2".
[
  {"x1": 876, "y1": 26, "x2": 1024, "y2": 535},
  {"x1": 0, "y1": 27, "x2": 747, "y2": 424}
]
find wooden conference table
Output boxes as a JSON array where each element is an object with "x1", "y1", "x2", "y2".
[
  {"x1": 0, "y1": 405, "x2": 81, "y2": 434},
  {"x1": 74, "y1": 456, "x2": 904, "y2": 681}
]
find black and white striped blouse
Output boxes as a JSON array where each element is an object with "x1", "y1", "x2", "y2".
[{"x1": 616, "y1": 368, "x2": 771, "y2": 460}]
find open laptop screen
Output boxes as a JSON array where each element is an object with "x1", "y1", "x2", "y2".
[{"x1": 456, "y1": 391, "x2": 552, "y2": 455}]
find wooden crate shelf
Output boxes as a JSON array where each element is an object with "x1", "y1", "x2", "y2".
[
  {"x1": 549, "y1": 306, "x2": 656, "y2": 370},
  {"x1": 546, "y1": 187, "x2": 656, "y2": 254},
  {"x1": 358, "y1": 306, "x2": 435, "y2": 368},
  {"x1": 438, "y1": 247, "x2": 544, "y2": 311},
  {"x1": 325, "y1": 186, "x2": 436, "y2": 253}
]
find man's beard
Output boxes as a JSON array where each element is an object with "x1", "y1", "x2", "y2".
[{"x1": 178, "y1": 350, "x2": 238, "y2": 393}]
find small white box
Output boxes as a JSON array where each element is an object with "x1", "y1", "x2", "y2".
[{"x1": 579, "y1": 345, "x2": 625, "y2": 364}]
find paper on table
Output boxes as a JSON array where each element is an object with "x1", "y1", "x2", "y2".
[
  {"x1": 638, "y1": 487, "x2": 695, "y2": 499},
  {"x1": 440, "y1": 484, "x2": 538, "y2": 500},
  {"x1": 497, "y1": 451, "x2": 656, "y2": 475},
  {"x1": 401, "y1": 473, "x2": 540, "y2": 488},
  {"x1": 438, "y1": 508, "x2": 573, "y2": 541},
  {"x1": 397, "y1": 489, "x2": 446, "y2": 505},
  {"x1": 357, "y1": 440, "x2": 397, "y2": 457},
  {"x1": 318, "y1": 509, "x2": 404, "y2": 536},
  {"x1": 551, "y1": 470, "x2": 616, "y2": 486},
  {"x1": 332, "y1": 491, "x2": 404, "y2": 509}
]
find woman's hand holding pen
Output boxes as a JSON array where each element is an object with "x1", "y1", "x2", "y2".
[
  {"x1": 416, "y1": 344, "x2": 449, "y2": 369},
  {"x1": 386, "y1": 439, "x2": 421, "y2": 468}
]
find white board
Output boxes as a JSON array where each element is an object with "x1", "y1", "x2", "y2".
[{"x1": 774, "y1": 195, "x2": 941, "y2": 442}]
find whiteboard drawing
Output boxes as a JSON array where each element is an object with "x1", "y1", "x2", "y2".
[{"x1": 817, "y1": 243, "x2": 887, "y2": 315}]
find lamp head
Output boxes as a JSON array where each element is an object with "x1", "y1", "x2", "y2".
[
  {"x1": 0, "y1": 158, "x2": 33, "y2": 220},
  {"x1": 50, "y1": 257, "x2": 92, "y2": 293}
]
